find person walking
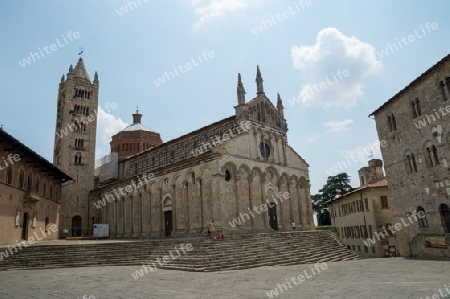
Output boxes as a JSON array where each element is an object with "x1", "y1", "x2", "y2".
[{"x1": 208, "y1": 220, "x2": 216, "y2": 239}]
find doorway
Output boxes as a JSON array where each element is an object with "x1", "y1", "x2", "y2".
[
  {"x1": 440, "y1": 204, "x2": 450, "y2": 233},
  {"x1": 21, "y1": 212, "x2": 29, "y2": 240},
  {"x1": 268, "y1": 203, "x2": 278, "y2": 230},
  {"x1": 164, "y1": 211, "x2": 173, "y2": 237},
  {"x1": 71, "y1": 215, "x2": 82, "y2": 237}
]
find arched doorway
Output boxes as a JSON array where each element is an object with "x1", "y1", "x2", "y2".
[
  {"x1": 21, "y1": 212, "x2": 29, "y2": 240},
  {"x1": 268, "y1": 203, "x2": 278, "y2": 230},
  {"x1": 266, "y1": 188, "x2": 278, "y2": 230},
  {"x1": 163, "y1": 197, "x2": 173, "y2": 237},
  {"x1": 439, "y1": 204, "x2": 450, "y2": 233},
  {"x1": 71, "y1": 215, "x2": 82, "y2": 237}
]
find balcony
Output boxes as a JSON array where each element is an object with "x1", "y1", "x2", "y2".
[{"x1": 24, "y1": 189, "x2": 40, "y2": 203}]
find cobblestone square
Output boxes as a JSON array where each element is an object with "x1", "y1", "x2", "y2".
[{"x1": 0, "y1": 258, "x2": 448, "y2": 299}]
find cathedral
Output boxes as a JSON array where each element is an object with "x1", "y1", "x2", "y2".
[{"x1": 54, "y1": 58, "x2": 315, "y2": 238}]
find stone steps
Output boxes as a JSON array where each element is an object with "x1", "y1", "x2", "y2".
[{"x1": 0, "y1": 230, "x2": 358, "y2": 271}]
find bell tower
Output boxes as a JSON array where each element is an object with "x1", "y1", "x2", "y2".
[{"x1": 53, "y1": 57, "x2": 99, "y2": 237}]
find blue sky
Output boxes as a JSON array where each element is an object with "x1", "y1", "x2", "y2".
[{"x1": 0, "y1": 0, "x2": 449, "y2": 194}]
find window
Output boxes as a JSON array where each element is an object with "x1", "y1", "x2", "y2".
[
  {"x1": 5, "y1": 167, "x2": 12, "y2": 184},
  {"x1": 426, "y1": 145, "x2": 439, "y2": 167},
  {"x1": 74, "y1": 153, "x2": 82, "y2": 164},
  {"x1": 387, "y1": 114, "x2": 397, "y2": 132},
  {"x1": 43, "y1": 182, "x2": 47, "y2": 197},
  {"x1": 18, "y1": 170, "x2": 24, "y2": 189},
  {"x1": 259, "y1": 142, "x2": 270, "y2": 159},
  {"x1": 45, "y1": 217, "x2": 49, "y2": 232},
  {"x1": 352, "y1": 245, "x2": 355, "y2": 251},
  {"x1": 358, "y1": 245, "x2": 361, "y2": 251},
  {"x1": 380, "y1": 196, "x2": 389, "y2": 209},
  {"x1": 368, "y1": 225, "x2": 373, "y2": 237},
  {"x1": 440, "y1": 80, "x2": 448, "y2": 102},
  {"x1": 405, "y1": 153, "x2": 417, "y2": 173},
  {"x1": 417, "y1": 206, "x2": 429, "y2": 228},
  {"x1": 360, "y1": 225, "x2": 368, "y2": 238},
  {"x1": 439, "y1": 204, "x2": 450, "y2": 233},
  {"x1": 35, "y1": 177, "x2": 40, "y2": 193},
  {"x1": 360, "y1": 176, "x2": 365, "y2": 186},
  {"x1": 49, "y1": 185, "x2": 53, "y2": 200},
  {"x1": 364, "y1": 198, "x2": 369, "y2": 211},
  {"x1": 354, "y1": 226, "x2": 360, "y2": 238},
  {"x1": 27, "y1": 172, "x2": 32, "y2": 191},
  {"x1": 75, "y1": 139, "x2": 84, "y2": 149},
  {"x1": 371, "y1": 247, "x2": 376, "y2": 254},
  {"x1": 224, "y1": 170, "x2": 231, "y2": 182},
  {"x1": 364, "y1": 246, "x2": 368, "y2": 253},
  {"x1": 411, "y1": 98, "x2": 421, "y2": 118}
]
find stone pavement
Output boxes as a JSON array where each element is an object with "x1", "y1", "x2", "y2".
[{"x1": 0, "y1": 258, "x2": 448, "y2": 299}]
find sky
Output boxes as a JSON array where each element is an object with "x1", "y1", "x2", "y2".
[{"x1": 0, "y1": 0, "x2": 449, "y2": 195}]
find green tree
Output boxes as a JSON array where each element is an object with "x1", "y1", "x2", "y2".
[{"x1": 312, "y1": 173, "x2": 353, "y2": 226}]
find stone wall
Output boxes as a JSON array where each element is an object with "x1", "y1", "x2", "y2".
[{"x1": 372, "y1": 55, "x2": 450, "y2": 257}]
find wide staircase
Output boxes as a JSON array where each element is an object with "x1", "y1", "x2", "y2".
[{"x1": 0, "y1": 230, "x2": 358, "y2": 272}]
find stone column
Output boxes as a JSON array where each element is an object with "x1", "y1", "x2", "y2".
[{"x1": 172, "y1": 184, "x2": 177, "y2": 231}]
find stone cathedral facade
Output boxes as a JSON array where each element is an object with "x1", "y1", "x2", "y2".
[{"x1": 89, "y1": 66, "x2": 315, "y2": 238}]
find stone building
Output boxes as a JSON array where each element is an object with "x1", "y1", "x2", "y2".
[
  {"x1": 327, "y1": 159, "x2": 395, "y2": 258},
  {"x1": 0, "y1": 129, "x2": 71, "y2": 245},
  {"x1": 370, "y1": 54, "x2": 450, "y2": 258},
  {"x1": 90, "y1": 67, "x2": 315, "y2": 237},
  {"x1": 53, "y1": 58, "x2": 99, "y2": 238}
]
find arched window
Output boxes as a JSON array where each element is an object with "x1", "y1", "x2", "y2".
[
  {"x1": 225, "y1": 169, "x2": 231, "y2": 182},
  {"x1": 411, "y1": 98, "x2": 421, "y2": 118},
  {"x1": 74, "y1": 153, "x2": 82, "y2": 164},
  {"x1": 425, "y1": 144, "x2": 439, "y2": 167},
  {"x1": 417, "y1": 206, "x2": 429, "y2": 228},
  {"x1": 18, "y1": 169, "x2": 24, "y2": 189},
  {"x1": 405, "y1": 152, "x2": 417, "y2": 172},
  {"x1": 387, "y1": 114, "x2": 397, "y2": 132},
  {"x1": 439, "y1": 204, "x2": 450, "y2": 233},
  {"x1": 5, "y1": 167, "x2": 13, "y2": 184},
  {"x1": 35, "y1": 177, "x2": 40, "y2": 193},
  {"x1": 43, "y1": 182, "x2": 47, "y2": 197},
  {"x1": 49, "y1": 185, "x2": 53, "y2": 199},
  {"x1": 27, "y1": 172, "x2": 32, "y2": 191}
]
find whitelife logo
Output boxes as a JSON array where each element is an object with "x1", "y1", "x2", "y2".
[{"x1": 18, "y1": 31, "x2": 81, "y2": 68}]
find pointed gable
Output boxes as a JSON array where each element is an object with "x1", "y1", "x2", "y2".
[
  {"x1": 245, "y1": 94, "x2": 287, "y2": 131},
  {"x1": 72, "y1": 58, "x2": 91, "y2": 81}
]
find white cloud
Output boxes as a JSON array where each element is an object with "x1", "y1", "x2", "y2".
[
  {"x1": 95, "y1": 107, "x2": 128, "y2": 158},
  {"x1": 307, "y1": 134, "x2": 319, "y2": 144},
  {"x1": 341, "y1": 140, "x2": 382, "y2": 162},
  {"x1": 191, "y1": 0, "x2": 255, "y2": 30},
  {"x1": 291, "y1": 27, "x2": 382, "y2": 108},
  {"x1": 324, "y1": 119, "x2": 354, "y2": 132}
]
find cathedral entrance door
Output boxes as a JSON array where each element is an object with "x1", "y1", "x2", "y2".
[
  {"x1": 268, "y1": 203, "x2": 278, "y2": 230},
  {"x1": 164, "y1": 211, "x2": 173, "y2": 236}
]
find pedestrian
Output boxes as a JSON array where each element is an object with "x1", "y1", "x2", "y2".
[
  {"x1": 218, "y1": 229, "x2": 225, "y2": 240},
  {"x1": 208, "y1": 220, "x2": 216, "y2": 239},
  {"x1": 291, "y1": 220, "x2": 296, "y2": 230}
]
